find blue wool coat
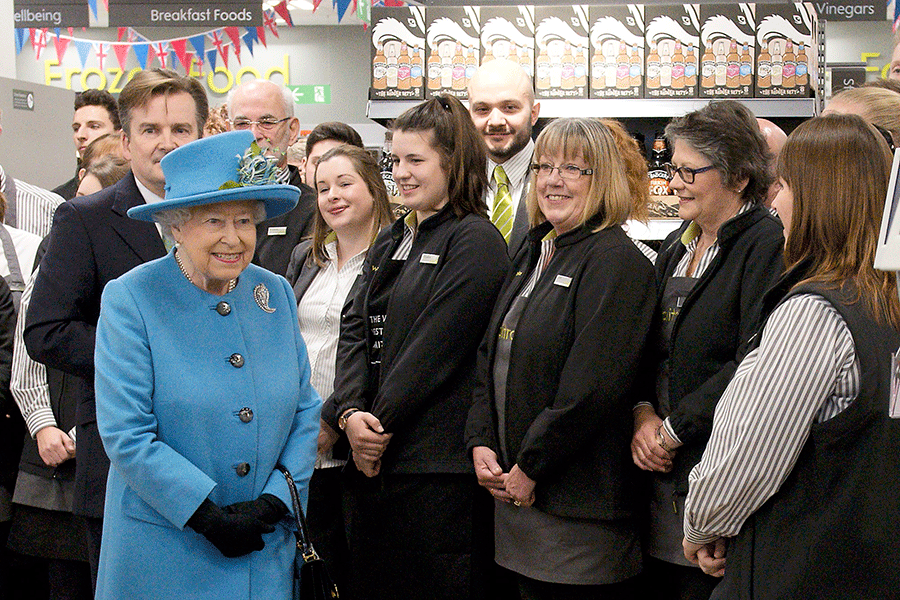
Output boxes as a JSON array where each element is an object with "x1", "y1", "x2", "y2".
[{"x1": 94, "y1": 252, "x2": 320, "y2": 600}]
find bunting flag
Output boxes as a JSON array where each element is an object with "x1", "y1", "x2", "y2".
[
  {"x1": 133, "y1": 42, "x2": 150, "y2": 69},
  {"x1": 206, "y1": 48, "x2": 217, "y2": 72},
  {"x1": 67, "y1": 27, "x2": 74, "y2": 36},
  {"x1": 113, "y1": 43, "x2": 129, "y2": 69},
  {"x1": 336, "y1": 0, "x2": 352, "y2": 21},
  {"x1": 117, "y1": 27, "x2": 127, "y2": 41},
  {"x1": 210, "y1": 29, "x2": 226, "y2": 59},
  {"x1": 189, "y1": 34, "x2": 205, "y2": 58},
  {"x1": 224, "y1": 26, "x2": 241, "y2": 50},
  {"x1": 33, "y1": 29, "x2": 48, "y2": 60},
  {"x1": 14, "y1": 29, "x2": 27, "y2": 55},
  {"x1": 75, "y1": 39, "x2": 92, "y2": 67},
  {"x1": 54, "y1": 29, "x2": 72, "y2": 63},
  {"x1": 256, "y1": 26, "x2": 266, "y2": 48},
  {"x1": 263, "y1": 11, "x2": 279, "y2": 38},
  {"x1": 221, "y1": 44, "x2": 230, "y2": 69},
  {"x1": 88, "y1": 0, "x2": 98, "y2": 18},
  {"x1": 153, "y1": 42, "x2": 168, "y2": 68},
  {"x1": 272, "y1": 0, "x2": 293, "y2": 27},
  {"x1": 313, "y1": 0, "x2": 324, "y2": 12},
  {"x1": 96, "y1": 42, "x2": 108, "y2": 69},
  {"x1": 357, "y1": 0, "x2": 370, "y2": 27},
  {"x1": 191, "y1": 54, "x2": 202, "y2": 75},
  {"x1": 171, "y1": 39, "x2": 190, "y2": 71},
  {"x1": 242, "y1": 27, "x2": 258, "y2": 56},
  {"x1": 102, "y1": 0, "x2": 108, "y2": 11}
]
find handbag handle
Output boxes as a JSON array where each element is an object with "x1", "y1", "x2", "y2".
[{"x1": 275, "y1": 464, "x2": 319, "y2": 563}]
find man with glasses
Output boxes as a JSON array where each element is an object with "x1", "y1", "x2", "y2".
[{"x1": 228, "y1": 79, "x2": 315, "y2": 276}]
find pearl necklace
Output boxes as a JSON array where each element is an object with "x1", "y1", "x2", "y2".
[{"x1": 174, "y1": 250, "x2": 237, "y2": 294}]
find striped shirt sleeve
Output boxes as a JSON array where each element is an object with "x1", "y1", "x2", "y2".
[
  {"x1": 11, "y1": 267, "x2": 56, "y2": 438},
  {"x1": 683, "y1": 293, "x2": 858, "y2": 544}
]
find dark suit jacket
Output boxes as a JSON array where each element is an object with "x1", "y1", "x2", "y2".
[
  {"x1": 23, "y1": 171, "x2": 166, "y2": 517},
  {"x1": 508, "y1": 183, "x2": 530, "y2": 258},
  {"x1": 253, "y1": 165, "x2": 316, "y2": 278},
  {"x1": 52, "y1": 174, "x2": 80, "y2": 201}
]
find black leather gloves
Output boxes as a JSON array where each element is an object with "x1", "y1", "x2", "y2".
[{"x1": 187, "y1": 495, "x2": 286, "y2": 558}]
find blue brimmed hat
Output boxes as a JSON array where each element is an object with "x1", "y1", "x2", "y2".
[{"x1": 127, "y1": 130, "x2": 299, "y2": 222}]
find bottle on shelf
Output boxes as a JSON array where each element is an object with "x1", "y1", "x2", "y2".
[
  {"x1": 536, "y1": 46, "x2": 551, "y2": 89},
  {"x1": 740, "y1": 43, "x2": 752, "y2": 86},
  {"x1": 726, "y1": 40, "x2": 740, "y2": 89},
  {"x1": 440, "y1": 44, "x2": 453, "y2": 89},
  {"x1": 550, "y1": 44, "x2": 563, "y2": 89},
  {"x1": 465, "y1": 44, "x2": 478, "y2": 85},
  {"x1": 591, "y1": 43, "x2": 606, "y2": 90},
  {"x1": 714, "y1": 39, "x2": 727, "y2": 87},
  {"x1": 605, "y1": 41, "x2": 617, "y2": 88},
  {"x1": 509, "y1": 41, "x2": 519, "y2": 62},
  {"x1": 575, "y1": 45, "x2": 588, "y2": 88},
  {"x1": 646, "y1": 41, "x2": 661, "y2": 89},
  {"x1": 659, "y1": 42, "x2": 672, "y2": 88},
  {"x1": 616, "y1": 42, "x2": 630, "y2": 90},
  {"x1": 519, "y1": 46, "x2": 533, "y2": 77},
  {"x1": 397, "y1": 42, "x2": 411, "y2": 91},
  {"x1": 451, "y1": 43, "x2": 466, "y2": 91},
  {"x1": 701, "y1": 40, "x2": 715, "y2": 88},
  {"x1": 796, "y1": 43, "x2": 808, "y2": 86},
  {"x1": 685, "y1": 43, "x2": 697, "y2": 87},
  {"x1": 770, "y1": 40, "x2": 783, "y2": 87},
  {"x1": 782, "y1": 40, "x2": 796, "y2": 89},
  {"x1": 411, "y1": 45, "x2": 423, "y2": 88},
  {"x1": 630, "y1": 44, "x2": 642, "y2": 87},
  {"x1": 561, "y1": 42, "x2": 576, "y2": 90},
  {"x1": 373, "y1": 43, "x2": 387, "y2": 90},
  {"x1": 386, "y1": 44, "x2": 399, "y2": 88},
  {"x1": 648, "y1": 135, "x2": 672, "y2": 197},
  {"x1": 671, "y1": 41, "x2": 685, "y2": 89},
  {"x1": 757, "y1": 41, "x2": 771, "y2": 89},
  {"x1": 483, "y1": 41, "x2": 495, "y2": 63}
]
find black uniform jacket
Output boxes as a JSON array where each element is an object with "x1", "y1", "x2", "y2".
[
  {"x1": 466, "y1": 216, "x2": 657, "y2": 520},
  {"x1": 654, "y1": 204, "x2": 783, "y2": 494},
  {"x1": 323, "y1": 205, "x2": 508, "y2": 475}
]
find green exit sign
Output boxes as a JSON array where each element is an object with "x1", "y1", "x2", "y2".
[{"x1": 288, "y1": 85, "x2": 331, "y2": 105}]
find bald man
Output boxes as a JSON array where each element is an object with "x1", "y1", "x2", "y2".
[
  {"x1": 757, "y1": 118, "x2": 788, "y2": 208},
  {"x1": 228, "y1": 80, "x2": 315, "y2": 276},
  {"x1": 468, "y1": 59, "x2": 540, "y2": 255}
]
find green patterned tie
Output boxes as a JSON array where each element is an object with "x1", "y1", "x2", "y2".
[{"x1": 491, "y1": 165, "x2": 514, "y2": 244}]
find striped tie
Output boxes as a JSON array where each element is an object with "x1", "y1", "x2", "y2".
[{"x1": 492, "y1": 165, "x2": 514, "y2": 244}]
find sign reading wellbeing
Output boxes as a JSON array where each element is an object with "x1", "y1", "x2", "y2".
[{"x1": 14, "y1": 0, "x2": 88, "y2": 27}]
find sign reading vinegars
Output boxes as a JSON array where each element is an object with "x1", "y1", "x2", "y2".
[{"x1": 108, "y1": 0, "x2": 261, "y2": 27}]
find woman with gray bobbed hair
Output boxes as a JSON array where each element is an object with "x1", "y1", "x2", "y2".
[{"x1": 630, "y1": 100, "x2": 784, "y2": 600}]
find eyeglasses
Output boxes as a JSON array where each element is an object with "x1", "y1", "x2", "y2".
[
  {"x1": 530, "y1": 163, "x2": 594, "y2": 180},
  {"x1": 873, "y1": 124, "x2": 897, "y2": 153},
  {"x1": 230, "y1": 117, "x2": 290, "y2": 132},
  {"x1": 664, "y1": 163, "x2": 716, "y2": 184}
]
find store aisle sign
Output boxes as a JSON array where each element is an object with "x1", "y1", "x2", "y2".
[
  {"x1": 288, "y1": 85, "x2": 331, "y2": 105},
  {"x1": 14, "y1": 0, "x2": 88, "y2": 27},
  {"x1": 108, "y1": 0, "x2": 262, "y2": 26},
  {"x1": 812, "y1": 0, "x2": 885, "y2": 21}
]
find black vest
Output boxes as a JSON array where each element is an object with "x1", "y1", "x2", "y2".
[{"x1": 713, "y1": 281, "x2": 900, "y2": 600}]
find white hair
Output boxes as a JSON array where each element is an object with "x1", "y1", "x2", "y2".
[
  {"x1": 153, "y1": 201, "x2": 267, "y2": 244},
  {"x1": 227, "y1": 80, "x2": 294, "y2": 119}
]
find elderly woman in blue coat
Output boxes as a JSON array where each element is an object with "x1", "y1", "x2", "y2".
[{"x1": 93, "y1": 131, "x2": 320, "y2": 599}]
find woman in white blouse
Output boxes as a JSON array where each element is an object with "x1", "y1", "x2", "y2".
[
  {"x1": 285, "y1": 144, "x2": 394, "y2": 591},
  {"x1": 683, "y1": 113, "x2": 900, "y2": 599}
]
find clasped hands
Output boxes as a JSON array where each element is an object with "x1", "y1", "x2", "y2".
[
  {"x1": 471, "y1": 446, "x2": 535, "y2": 507},
  {"x1": 344, "y1": 411, "x2": 393, "y2": 477},
  {"x1": 683, "y1": 537, "x2": 727, "y2": 578},
  {"x1": 187, "y1": 494, "x2": 288, "y2": 558},
  {"x1": 631, "y1": 405, "x2": 679, "y2": 472}
]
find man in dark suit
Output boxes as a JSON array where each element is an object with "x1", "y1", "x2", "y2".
[
  {"x1": 228, "y1": 79, "x2": 316, "y2": 277},
  {"x1": 467, "y1": 59, "x2": 541, "y2": 257},
  {"x1": 24, "y1": 68, "x2": 207, "y2": 591}
]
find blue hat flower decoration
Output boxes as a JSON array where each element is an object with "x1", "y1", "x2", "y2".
[{"x1": 128, "y1": 130, "x2": 299, "y2": 222}]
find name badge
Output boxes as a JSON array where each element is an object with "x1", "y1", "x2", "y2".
[
  {"x1": 554, "y1": 274, "x2": 572, "y2": 288},
  {"x1": 267, "y1": 226, "x2": 288, "y2": 236},
  {"x1": 420, "y1": 253, "x2": 440, "y2": 265}
]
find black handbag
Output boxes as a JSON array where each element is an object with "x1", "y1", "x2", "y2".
[{"x1": 276, "y1": 465, "x2": 340, "y2": 600}]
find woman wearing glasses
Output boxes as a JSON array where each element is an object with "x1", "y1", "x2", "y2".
[
  {"x1": 466, "y1": 117, "x2": 657, "y2": 599},
  {"x1": 631, "y1": 100, "x2": 784, "y2": 600}
]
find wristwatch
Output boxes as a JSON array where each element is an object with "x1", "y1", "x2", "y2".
[{"x1": 338, "y1": 408, "x2": 361, "y2": 431}]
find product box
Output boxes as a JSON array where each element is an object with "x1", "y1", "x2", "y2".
[
  {"x1": 644, "y1": 4, "x2": 700, "y2": 98},
  {"x1": 588, "y1": 5, "x2": 645, "y2": 99},
  {"x1": 533, "y1": 6, "x2": 590, "y2": 99},
  {"x1": 479, "y1": 6, "x2": 536, "y2": 79},
  {"x1": 425, "y1": 7, "x2": 480, "y2": 99},
  {"x1": 370, "y1": 7, "x2": 426, "y2": 101},
  {"x1": 699, "y1": 4, "x2": 755, "y2": 98},
  {"x1": 755, "y1": 3, "x2": 815, "y2": 98}
]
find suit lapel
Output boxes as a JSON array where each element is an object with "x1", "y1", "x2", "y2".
[
  {"x1": 110, "y1": 172, "x2": 166, "y2": 263},
  {"x1": 508, "y1": 181, "x2": 531, "y2": 257}
]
